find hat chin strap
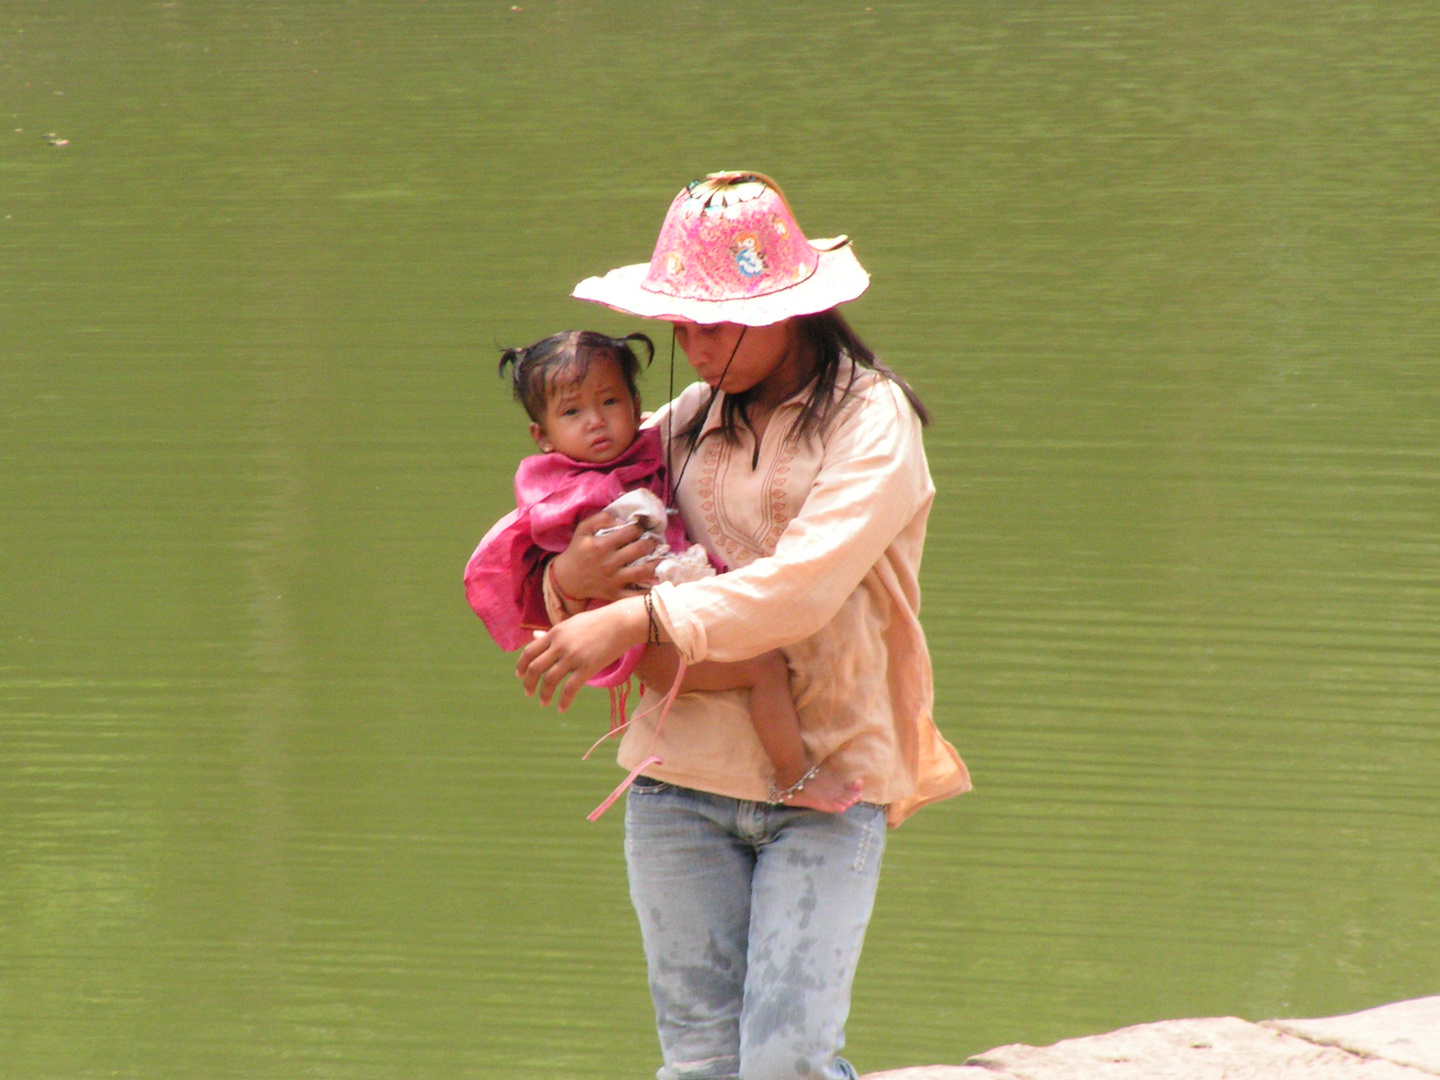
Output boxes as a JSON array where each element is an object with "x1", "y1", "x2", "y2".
[{"x1": 664, "y1": 325, "x2": 747, "y2": 509}]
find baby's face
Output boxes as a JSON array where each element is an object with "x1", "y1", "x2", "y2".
[{"x1": 532, "y1": 354, "x2": 641, "y2": 464}]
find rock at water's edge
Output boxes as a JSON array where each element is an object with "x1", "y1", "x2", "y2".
[
  {"x1": 861, "y1": 996, "x2": 1440, "y2": 1080},
  {"x1": 1265, "y1": 996, "x2": 1440, "y2": 1075}
]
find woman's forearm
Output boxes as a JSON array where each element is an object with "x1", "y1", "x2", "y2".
[
  {"x1": 517, "y1": 594, "x2": 654, "y2": 711},
  {"x1": 652, "y1": 382, "x2": 934, "y2": 666}
]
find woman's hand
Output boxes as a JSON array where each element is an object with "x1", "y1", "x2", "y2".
[
  {"x1": 550, "y1": 511, "x2": 659, "y2": 604},
  {"x1": 518, "y1": 597, "x2": 649, "y2": 711}
]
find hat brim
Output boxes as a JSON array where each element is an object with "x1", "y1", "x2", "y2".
[{"x1": 572, "y1": 242, "x2": 869, "y2": 327}]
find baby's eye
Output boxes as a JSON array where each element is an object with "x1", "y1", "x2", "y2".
[
  {"x1": 561, "y1": 406, "x2": 580, "y2": 417},
  {"x1": 603, "y1": 396, "x2": 620, "y2": 406}
]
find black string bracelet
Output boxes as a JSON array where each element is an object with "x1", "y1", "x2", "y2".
[{"x1": 644, "y1": 590, "x2": 662, "y2": 645}]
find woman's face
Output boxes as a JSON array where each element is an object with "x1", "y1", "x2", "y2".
[{"x1": 671, "y1": 319, "x2": 802, "y2": 399}]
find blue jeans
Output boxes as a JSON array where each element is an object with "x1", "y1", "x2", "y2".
[{"x1": 624, "y1": 779, "x2": 887, "y2": 1080}]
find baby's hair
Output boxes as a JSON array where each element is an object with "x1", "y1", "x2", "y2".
[{"x1": 498, "y1": 330, "x2": 654, "y2": 423}]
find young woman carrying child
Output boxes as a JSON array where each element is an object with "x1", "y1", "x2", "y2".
[
  {"x1": 509, "y1": 172, "x2": 971, "y2": 1080},
  {"x1": 464, "y1": 329, "x2": 863, "y2": 813}
]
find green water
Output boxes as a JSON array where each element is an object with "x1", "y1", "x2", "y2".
[{"x1": 2, "y1": 2, "x2": 1437, "y2": 1077}]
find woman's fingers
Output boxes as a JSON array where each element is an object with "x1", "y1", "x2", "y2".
[
  {"x1": 556, "y1": 668, "x2": 588, "y2": 713},
  {"x1": 555, "y1": 515, "x2": 657, "y2": 602},
  {"x1": 580, "y1": 513, "x2": 647, "y2": 567},
  {"x1": 615, "y1": 563, "x2": 658, "y2": 592},
  {"x1": 518, "y1": 633, "x2": 566, "y2": 700},
  {"x1": 595, "y1": 521, "x2": 647, "y2": 558},
  {"x1": 613, "y1": 533, "x2": 660, "y2": 568},
  {"x1": 515, "y1": 602, "x2": 646, "y2": 712},
  {"x1": 517, "y1": 632, "x2": 547, "y2": 685},
  {"x1": 528, "y1": 645, "x2": 575, "y2": 707},
  {"x1": 573, "y1": 510, "x2": 623, "y2": 538},
  {"x1": 587, "y1": 522, "x2": 659, "y2": 599},
  {"x1": 605, "y1": 530, "x2": 660, "y2": 594},
  {"x1": 537, "y1": 653, "x2": 571, "y2": 707},
  {"x1": 517, "y1": 625, "x2": 598, "y2": 709}
]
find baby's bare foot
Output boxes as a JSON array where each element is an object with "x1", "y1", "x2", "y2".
[{"x1": 784, "y1": 763, "x2": 864, "y2": 814}]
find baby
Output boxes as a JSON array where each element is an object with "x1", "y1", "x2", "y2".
[{"x1": 465, "y1": 330, "x2": 862, "y2": 813}]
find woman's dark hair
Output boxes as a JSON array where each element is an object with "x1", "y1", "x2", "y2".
[
  {"x1": 498, "y1": 330, "x2": 654, "y2": 423},
  {"x1": 676, "y1": 309, "x2": 929, "y2": 450}
]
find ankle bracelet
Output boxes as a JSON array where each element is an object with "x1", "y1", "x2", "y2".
[{"x1": 767, "y1": 763, "x2": 821, "y2": 804}]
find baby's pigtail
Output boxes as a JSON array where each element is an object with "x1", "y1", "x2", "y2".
[
  {"x1": 620, "y1": 332, "x2": 656, "y2": 369},
  {"x1": 498, "y1": 345, "x2": 525, "y2": 382}
]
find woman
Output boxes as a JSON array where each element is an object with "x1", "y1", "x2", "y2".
[{"x1": 519, "y1": 172, "x2": 970, "y2": 1080}]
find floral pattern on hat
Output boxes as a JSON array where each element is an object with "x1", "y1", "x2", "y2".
[
  {"x1": 642, "y1": 174, "x2": 820, "y2": 302},
  {"x1": 731, "y1": 235, "x2": 766, "y2": 279}
]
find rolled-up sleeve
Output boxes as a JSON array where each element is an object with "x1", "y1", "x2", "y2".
[{"x1": 651, "y1": 380, "x2": 933, "y2": 664}]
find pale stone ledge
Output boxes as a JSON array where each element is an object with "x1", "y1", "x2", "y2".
[
  {"x1": 1265, "y1": 997, "x2": 1440, "y2": 1075},
  {"x1": 862, "y1": 996, "x2": 1440, "y2": 1080}
]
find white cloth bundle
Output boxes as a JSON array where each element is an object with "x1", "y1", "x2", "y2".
[{"x1": 597, "y1": 489, "x2": 716, "y2": 585}]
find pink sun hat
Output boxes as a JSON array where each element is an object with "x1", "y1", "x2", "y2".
[{"x1": 572, "y1": 172, "x2": 870, "y2": 327}]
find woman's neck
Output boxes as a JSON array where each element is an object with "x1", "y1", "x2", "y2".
[
  {"x1": 746, "y1": 334, "x2": 816, "y2": 416},
  {"x1": 734, "y1": 336, "x2": 813, "y2": 448}
]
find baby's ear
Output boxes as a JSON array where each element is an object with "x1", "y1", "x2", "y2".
[{"x1": 529, "y1": 421, "x2": 550, "y2": 452}]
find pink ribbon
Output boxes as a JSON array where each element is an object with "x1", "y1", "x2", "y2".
[{"x1": 586, "y1": 659, "x2": 687, "y2": 822}]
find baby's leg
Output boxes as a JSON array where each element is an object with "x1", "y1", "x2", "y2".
[
  {"x1": 632, "y1": 646, "x2": 863, "y2": 813},
  {"x1": 636, "y1": 647, "x2": 805, "y2": 773}
]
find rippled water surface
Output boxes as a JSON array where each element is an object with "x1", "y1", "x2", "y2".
[{"x1": 3, "y1": 3, "x2": 1437, "y2": 1077}]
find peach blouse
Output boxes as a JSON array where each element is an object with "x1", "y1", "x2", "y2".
[{"x1": 606, "y1": 362, "x2": 970, "y2": 827}]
